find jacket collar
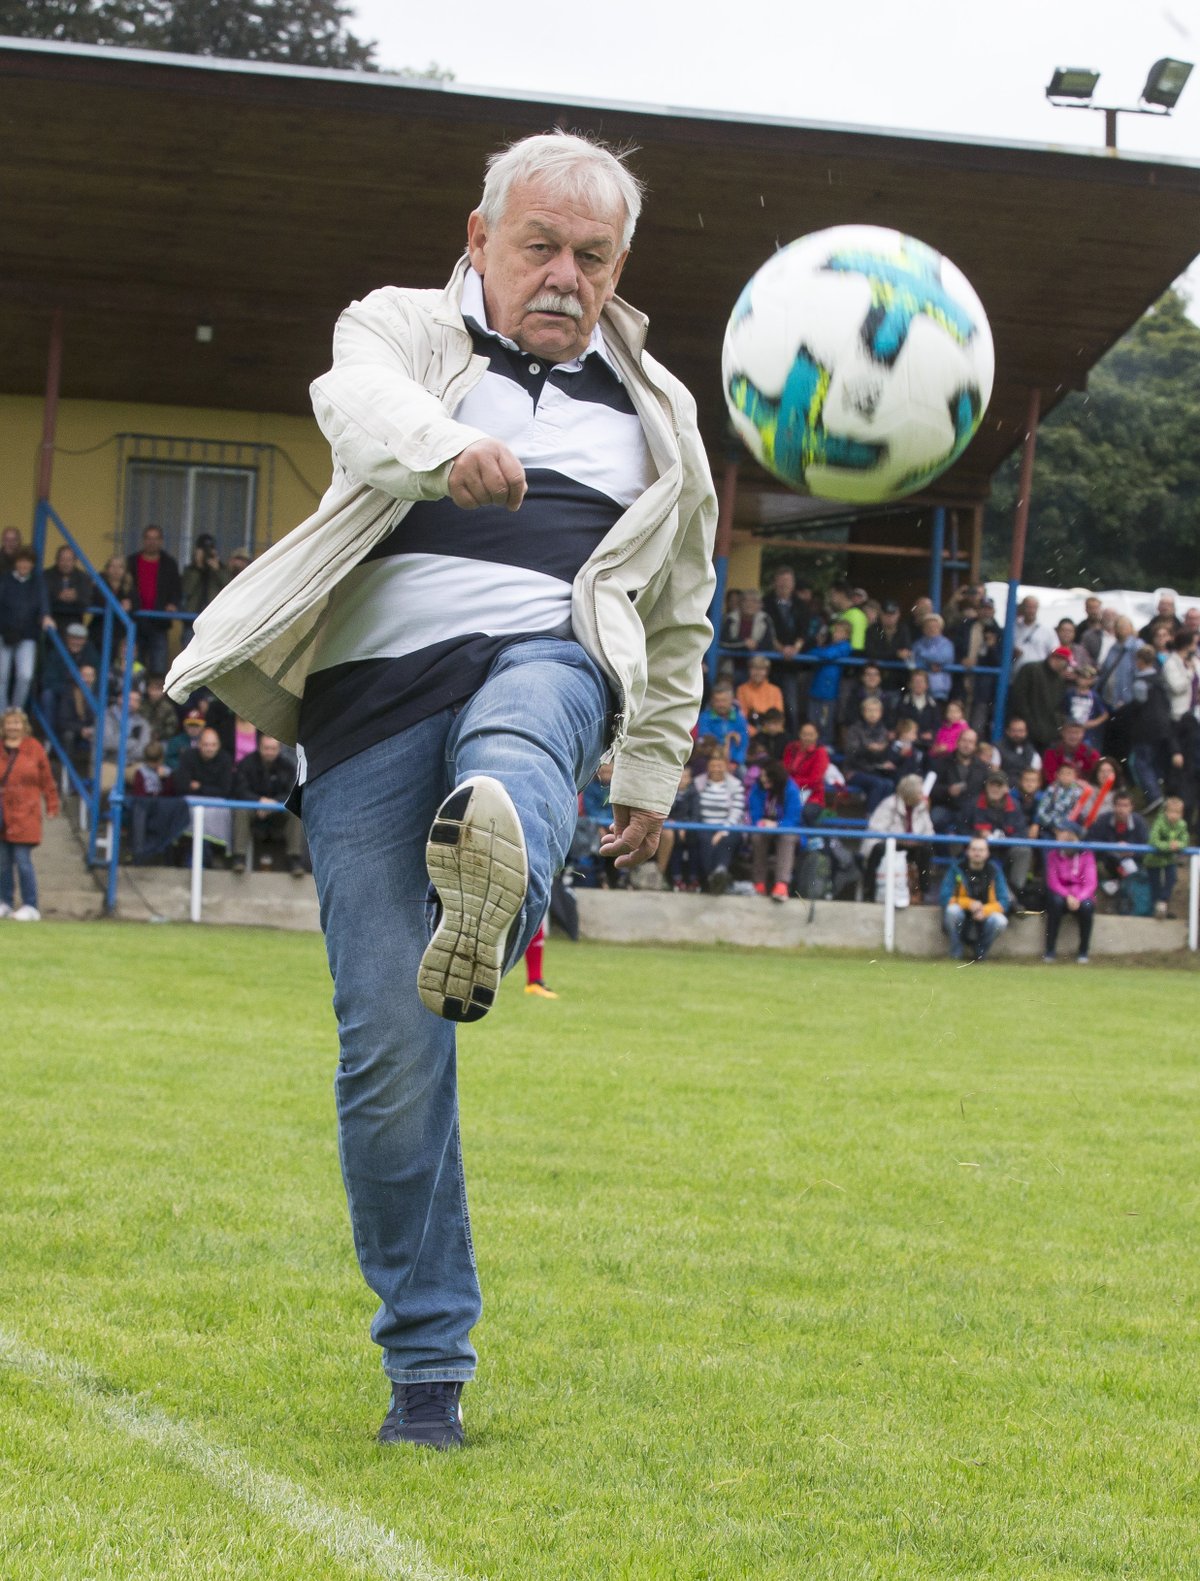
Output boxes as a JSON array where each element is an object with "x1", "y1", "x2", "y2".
[{"x1": 435, "y1": 254, "x2": 650, "y2": 368}]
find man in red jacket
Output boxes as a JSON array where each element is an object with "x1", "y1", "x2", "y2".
[{"x1": 1042, "y1": 721, "x2": 1099, "y2": 785}]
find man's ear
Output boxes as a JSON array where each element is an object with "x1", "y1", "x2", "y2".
[
  {"x1": 603, "y1": 248, "x2": 631, "y2": 304},
  {"x1": 466, "y1": 209, "x2": 488, "y2": 274}
]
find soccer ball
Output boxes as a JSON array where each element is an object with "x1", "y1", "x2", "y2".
[{"x1": 722, "y1": 225, "x2": 994, "y2": 503}]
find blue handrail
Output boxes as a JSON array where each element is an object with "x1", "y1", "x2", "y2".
[{"x1": 32, "y1": 501, "x2": 137, "y2": 913}]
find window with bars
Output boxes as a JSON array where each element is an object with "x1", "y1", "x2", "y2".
[{"x1": 123, "y1": 460, "x2": 257, "y2": 563}]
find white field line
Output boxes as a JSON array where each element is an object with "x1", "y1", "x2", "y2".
[{"x1": 0, "y1": 1328, "x2": 476, "y2": 1581}]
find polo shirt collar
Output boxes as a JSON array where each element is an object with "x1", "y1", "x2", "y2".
[{"x1": 459, "y1": 266, "x2": 623, "y2": 382}]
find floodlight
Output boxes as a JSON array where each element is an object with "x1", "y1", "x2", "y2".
[
  {"x1": 1141, "y1": 58, "x2": 1193, "y2": 110},
  {"x1": 1046, "y1": 67, "x2": 1100, "y2": 101}
]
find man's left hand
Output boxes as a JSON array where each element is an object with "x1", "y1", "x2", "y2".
[{"x1": 601, "y1": 804, "x2": 665, "y2": 869}]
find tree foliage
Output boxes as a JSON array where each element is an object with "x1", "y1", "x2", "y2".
[
  {"x1": 1, "y1": 0, "x2": 378, "y2": 69},
  {"x1": 984, "y1": 288, "x2": 1200, "y2": 589}
]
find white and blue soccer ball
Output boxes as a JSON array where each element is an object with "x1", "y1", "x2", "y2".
[{"x1": 722, "y1": 224, "x2": 995, "y2": 504}]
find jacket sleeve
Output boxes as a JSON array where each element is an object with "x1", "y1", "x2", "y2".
[
  {"x1": 37, "y1": 744, "x2": 60, "y2": 821},
  {"x1": 990, "y1": 862, "x2": 1013, "y2": 912},
  {"x1": 308, "y1": 290, "x2": 490, "y2": 502},
  {"x1": 609, "y1": 406, "x2": 718, "y2": 815},
  {"x1": 160, "y1": 555, "x2": 183, "y2": 609},
  {"x1": 938, "y1": 864, "x2": 957, "y2": 907}
]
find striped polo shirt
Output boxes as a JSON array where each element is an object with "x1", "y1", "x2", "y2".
[{"x1": 297, "y1": 268, "x2": 655, "y2": 784}]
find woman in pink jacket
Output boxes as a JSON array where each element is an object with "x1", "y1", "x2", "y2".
[{"x1": 1043, "y1": 820, "x2": 1097, "y2": 965}]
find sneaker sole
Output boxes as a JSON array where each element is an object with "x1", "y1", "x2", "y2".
[{"x1": 418, "y1": 776, "x2": 528, "y2": 1023}]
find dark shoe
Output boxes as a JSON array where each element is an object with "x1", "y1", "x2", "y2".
[
  {"x1": 378, "y1": 1381, "x2": 465, "y2": 1450},
  {"x1": 418, "y1": 776, "x2": 528, "y2": 1023},
  {"x1": 706, "y1": 864, "x2": 730, "y2": 896},
  {"x1": 288, "y1": 856, "x2": 305, "y2": 878},
  {"x1": 230, "y1": 854, "x2": 246, "y2": 875}
]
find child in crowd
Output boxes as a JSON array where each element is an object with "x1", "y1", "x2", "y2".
[
  {"x1": 890, "y1": 716, "x2": 926, "y2": 780},
  {"x1": 895, "y1": 669, "x2": 940, "y2": 751},
  {"x1": 1064, "y1": 663, "x2": 1108, "y2": 749},
  {"x1": 930, "y1": 699, "x2": 967, "y2": 758},
  {"x1": 807, "y1": 619, "x2": 854, "y2": 744},
  {"x1": 1016, "y1": 765, "x2": 1044, "y2": 839},
  {"x1": 1036, "y1": 758, "x2": 1083, "y2": 834},
  {"x1": 1043, "y1": 821, "x2": 1097, "y2": 965},
  {"x1": 697, "y1": 682, "x2": 749, "y2": 767},
  {"x1": 1146, "y1": 793, "x2": 1189, "y2": 918},
  {"x1": 754, "y1": 707, "x2": 789, "y2": 761},
  {"x1": 657, "y1": 764, "x2": 702, "y2": 889}
]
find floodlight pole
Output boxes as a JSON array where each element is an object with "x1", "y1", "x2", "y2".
[{"x1": 991, "y1": 387, "x2": 1041, "y2": 742}]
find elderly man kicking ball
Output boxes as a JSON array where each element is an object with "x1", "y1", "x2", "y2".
[{"x1": 168, "y1": 131, "x2": 716, "y2": 1448}]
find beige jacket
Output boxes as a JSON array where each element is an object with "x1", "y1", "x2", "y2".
[{"x1": 166, "y1": 258, "x2": 717, "y2": 816}]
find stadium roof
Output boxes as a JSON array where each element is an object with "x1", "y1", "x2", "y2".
[{"x1": 4, "y1": 35, "x2": 1200, "y2": 523}]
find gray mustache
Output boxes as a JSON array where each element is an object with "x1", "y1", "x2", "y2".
[{"x1": 525, "y1": 293, "x2": 583, "y2": 319}]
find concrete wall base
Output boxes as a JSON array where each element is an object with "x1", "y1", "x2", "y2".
[{"x1": 573, "y1": 889, "x2": 1191, "y2": 958}]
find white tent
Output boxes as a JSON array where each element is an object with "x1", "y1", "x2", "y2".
[{"x1": 983, "y1": 583, "x2": 1200, "y2": 633}]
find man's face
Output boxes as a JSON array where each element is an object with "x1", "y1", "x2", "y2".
[
  {"x1": 863, "y1": 666, "x2": 881, "y2": 690},
  {"x1": 56, "y1": 547, "x2": 75, "y2": 573},
  {"x1": 1159, "y1": 596, "x2": 1176, "y2": 618},
  {"x1": 1085, "y1": 597, "x2": 1102, "y2": 621},
  {"x1": 711, "y1": 690, "x2": 733, "y2": 716},
  {"x1": 1049, "y1": 655, "x2": 1069, "y2": 675},
  {"x1": 986, "y1": 782, "x2": 1006, "y2": 804},
  {"x1": 740, "y1": 591, "x2": 761, "y2": 615},
  {"x1": 1062, "y1": 725, "x2": 1084, "y2": 749},
  {"x1": 799, "y1": 725, "x2": 818, "y2": 750},
  {"x1": 1020, "y1": 597, "x2": 1038, "y2": 621},
  {"x1": 1186, "y1": 608, "x2": 1200, "y2": 633},
  {"x1": 1, "y1": 529, "x2": 18, "y2": 557},
  {"x1": 198, "y1": 729, "x2": 220, "y2": 760},
  {"x1": 773, "y1": 570, "x2": 794, "y2": 598},
  {"x1": 881, "y1": 608, "x2": 898, "y2": 628},
  {"x1": 259, "y1": 736, "x2": 281, "y2": 763},
  {"x1": 958, "y1": 730, "x2": 978, "y2": 758},
  {"x1": 66, "y1": 634, "x2": 85, "y2": 655},
  {"x1": 142, "y1": 528, "x2": 163, "y2": 556},
  {"x1": 1007, "y1": 719, "x2": 1028, "y2": 744},
  {"x1": 466, "y1": 179, "x2": 628, "y2": 363},
  {"x1": 1115, "y1": 796, "x2": 1133, "y2": 821},
  {"x1": 748, "y1": 661, "x2": 769, "y2": 683},
  {"x1": 967, "y1": 838, "x2": 989, "y2": 868}
]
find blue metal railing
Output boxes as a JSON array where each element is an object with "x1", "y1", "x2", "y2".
[{"x1": 32, "y1": 502, "x2": 137, "y2": 914}]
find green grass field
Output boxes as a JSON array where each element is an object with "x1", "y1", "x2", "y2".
[{"x1": 3, "y1": 924, "x2": 1200, "y2": 1580}]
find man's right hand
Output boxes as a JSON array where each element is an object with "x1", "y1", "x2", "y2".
[{"x1": 448, "y1": 440, "x2": 527, "y2": 511}]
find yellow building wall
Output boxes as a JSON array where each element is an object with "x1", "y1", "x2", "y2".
[
  {"x1": 0, "y1": 394, "x2": 330, "y2": 566},
  {"x1": 726, "y1": 536, "x2": 762, "y2": 593}
]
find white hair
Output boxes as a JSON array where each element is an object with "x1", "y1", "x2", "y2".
[{"x1": 478, "y1": 131, "x2": 644, "y2": 251}]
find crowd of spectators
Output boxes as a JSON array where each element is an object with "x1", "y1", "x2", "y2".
[
  {"x1": 575, "y1": 568, "x2": 1200, "y2": 959},
  {"x1": 4, "y1": 525, "x2": 1198, "y2": 952},
  {"x1": 0, "y1": 525, "x2": 308, "y2": 895}
]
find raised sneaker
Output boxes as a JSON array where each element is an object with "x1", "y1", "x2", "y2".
[
  {"x1": 378, "y1": 1380, "x2": 465, "y2": 1451},
  {"x1": 11, "y1": 905, "x2": 40, "y2": 923},
  {"x1": 524, "y1": 981, "x2": 559, "y2": 999},
  {"x1": 771, "y1": 882, "x2": 789, "y2": 903},
  {"x1": 418, "y1": 776, "x2": 527, "y2": 1024}
]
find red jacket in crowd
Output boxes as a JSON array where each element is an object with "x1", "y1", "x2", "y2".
[
  {"x1": 1043, "y1": 741, "x2": 1099, "y2": 784},
  {"x1": 0, "y1": 736, "x2": 59, "y2": 845},
  {"x1": 782, "y1": 741, "x2": 829, "y2": 808}
]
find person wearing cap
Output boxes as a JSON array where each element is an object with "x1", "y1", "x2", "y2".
[
  {"x1": 1042, "y1": 820, "x2": 1097, "y2": 964},
  {"x1": 1007, "y1": 645, "x2": 1072, "y2": 751},
  {"x1": 37, "y1": 620, "x2": 100, "y2": 732},
  {"x1": 949, "y1": 593, "x2": 1002, "y2": 731},
  {"x1": 165, "y1": 708, "x2": 207, "y2": 772},
  {"x1": 181, "y1": 535, "x2": 230, "y2": 622},
  {"x1": 864, "y1": 598, "x2": 913, "y2": 671}
]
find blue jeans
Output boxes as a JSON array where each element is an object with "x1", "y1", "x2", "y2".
[
  {"x1": 301, "y1": 638, "x2": 610, "y2": 1383},
  {"x1": 0, "y1": 841, "x2": 38, "y2": 909},
  {"x1": 0, "y1": 639, "x2": 36, "y2": 711},
  {"x1": 944, "y1": 903, "x2": 1007, "y2": 960}
]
